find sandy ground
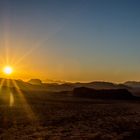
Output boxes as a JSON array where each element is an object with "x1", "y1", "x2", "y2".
[{"x1": 0, "y1": 90, "x2": 140, "y2": 140}]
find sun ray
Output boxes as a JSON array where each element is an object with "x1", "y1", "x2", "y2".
[
  {"x1": 5, "y1": 79, "x2": 14, "y2": 107},
  {"x1": 12, "y1": 80, "x2": 38, "y2": 122},
  {"x1": 0, "y1": 79, "x2": 5, "y2": 98},
  {"x1": 3, "y1": 20, "x2": 10, "y2": 65},
  {"x1": 0, "y1": 78, "x2": 5, "y2": 90},
  {"x1": 13, "y1": 27, "x2": 62, "y2": 66},
  {"x1": 9, "y1": 92, "x2": 14, "y2": 107}
]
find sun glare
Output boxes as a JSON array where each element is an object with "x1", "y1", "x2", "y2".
[{"x1": 3, "y1": 66, "x2": 13, "y2": 75}]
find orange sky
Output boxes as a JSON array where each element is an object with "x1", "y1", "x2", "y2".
[{"x1": 0, "y1": 0, "x2": 140, "y2": 82}]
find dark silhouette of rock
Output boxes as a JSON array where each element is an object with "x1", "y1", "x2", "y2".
[{"x1": 73, "y1": 87, "x2": 139, "y2": 100}]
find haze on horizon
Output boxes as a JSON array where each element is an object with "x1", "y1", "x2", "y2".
[{"x1": 0, "y1": 0, "x2": 140, "y2": 82}]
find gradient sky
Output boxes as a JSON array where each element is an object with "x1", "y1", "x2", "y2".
[{"x1": 0, "y1": 0, "x2": 140, "y2": 82}]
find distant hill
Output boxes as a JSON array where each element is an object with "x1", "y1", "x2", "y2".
[
  {"x1": 0, "y1": 78, "x2": 46, "y2": 91},
  {"x1": 74, "y1": 81, "x2": 130, "y2": 90},
  {"x1": 1, "y1": 78, "x2": 140, "y2": 96},
  {"x1": 73, "y1": 87, "x2": 139, "y2": 100},
  {"x1": 28, "y1": 79, "x2": 42, "y2": 85},
  {"x1": 124, "y1": 81, "x2": 140, "y2": 88},
  {"x1": 43, "y1": 81, "x2": 131, "y2": 92},
  {"x1": 123, "y1": 81, "x2": 140, "y2": 96}
]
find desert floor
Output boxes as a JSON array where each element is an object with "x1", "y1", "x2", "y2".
[{"x1": 0, "y1": 89, "x2": 140, "y2": 140}]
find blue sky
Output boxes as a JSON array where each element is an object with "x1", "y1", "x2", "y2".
[{"x1": 0, "y1": 0, "x2": 140, "y2": 82}]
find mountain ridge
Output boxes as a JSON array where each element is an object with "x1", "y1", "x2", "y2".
[{"x1": 0, "y1": 78, "x2": 140, "y2": 96}]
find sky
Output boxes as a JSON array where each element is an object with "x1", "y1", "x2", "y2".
[{"x1": 0, "y1": 0, "x2": 140, "y2": 82}]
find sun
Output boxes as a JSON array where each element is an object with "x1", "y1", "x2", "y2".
[{"x1": 3, "y1": 66, "x2": 13, "y2": 75}]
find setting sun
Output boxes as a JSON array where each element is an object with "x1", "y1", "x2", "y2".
[{"x1": 3, "y1": 66, "x2": 13, "y2": 75}]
